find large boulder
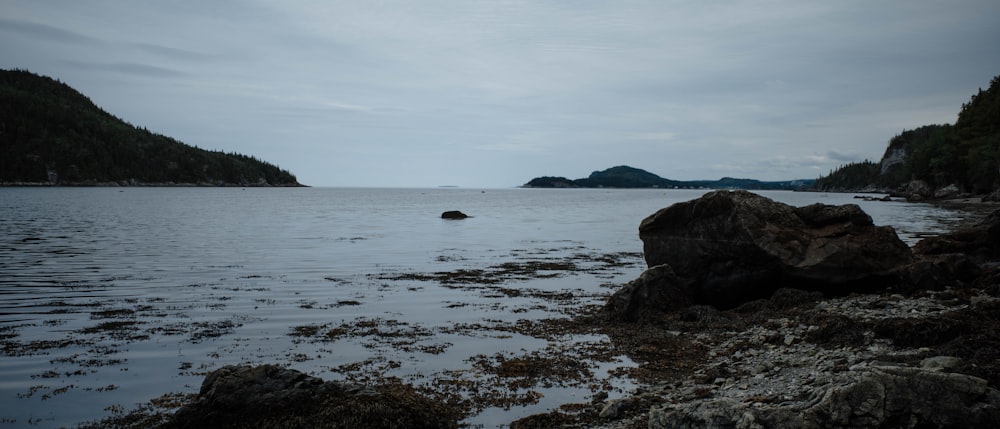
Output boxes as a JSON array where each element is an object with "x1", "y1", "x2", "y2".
[
  {"x1": 631, "y1": 190, "x2": 912, "y2": 310},
  {"x1": 902, "y1": 180, "x2": 932, "y2": 201},
  {"x1": 934, "y1": 184, "x2": 962, "y2": 200},
  {"x1": 166, "y1": 364, "x2": 458, "y2": 429}
]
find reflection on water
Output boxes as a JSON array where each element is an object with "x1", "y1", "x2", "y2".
[{"x1": 0, "y1": 187, "x2": 982, "y2": 427}]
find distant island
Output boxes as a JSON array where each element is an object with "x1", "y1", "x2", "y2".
[
  {"x1": 523, "y1": 165, "x2": 814, "y2": 190},
  {"x1": 0, "y1": 69, "x2": 302, "y2": 186}
]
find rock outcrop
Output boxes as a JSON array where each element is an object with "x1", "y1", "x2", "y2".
[
  {"x1": 166, "y1": 364, "x2": 458, "y2": 429},
  {"x1": 617, "y1": 190, "x2": 912, "y2": 313}
]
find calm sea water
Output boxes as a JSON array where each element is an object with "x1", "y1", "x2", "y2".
[{"x1": 0, "y1": 187, "x2": 976, "y2": 427}]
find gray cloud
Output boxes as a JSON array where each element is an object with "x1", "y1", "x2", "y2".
[
  {"x1": 129, "y1": 43, "x2": 215, "y2": 62},
  {"x1": 0, "y1": 17, "x2": 100, "y2": 44},
  {"x1": 61, "y1": 60, "x2": 186, "y2": 78}
]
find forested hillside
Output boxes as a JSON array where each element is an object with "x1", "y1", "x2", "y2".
[
  {"x1": 813, "y1": 75, "x2": 999, "y2": 195},
  {"x1": 0, "y1": 69, "x2": 301, "y2": 186}
]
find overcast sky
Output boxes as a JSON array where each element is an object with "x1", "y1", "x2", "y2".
[{"x1": 2, "y1": 1, "x2": 998, "y2": 187}]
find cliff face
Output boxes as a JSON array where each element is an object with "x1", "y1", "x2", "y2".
[
  {"x1": 880, "y1": 145, "x2": 906, "y2": 175},
  {"x1": 0, "y1": 69, "x2": 301, "y2": 186}
]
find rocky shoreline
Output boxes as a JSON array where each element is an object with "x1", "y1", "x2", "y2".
[
  {"x1": 85, "y1": 191, "x2": 1000, "y2": 428},
  {"x1": 532, "y1": 286, "x2": 1000, "y2": 428}
]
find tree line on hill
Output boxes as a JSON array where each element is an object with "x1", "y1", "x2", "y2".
[
  {"x1": 0, "y1": 69, "x2": 301, "y2": 186},
  {"x1": 813, "y1": 74, "x2": 999, "y2": 197}
]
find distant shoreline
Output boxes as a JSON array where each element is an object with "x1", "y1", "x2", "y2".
[{"x1": 0, "y1": 181, "x2": 308, "y2": 187}]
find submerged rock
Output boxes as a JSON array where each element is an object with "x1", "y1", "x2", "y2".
[
  {"x1": 622, "y1": 190, "x2": 912, "y2": 312},
  {"x1": 166, "y1": 364, "x2": 459, "y2": 429}
]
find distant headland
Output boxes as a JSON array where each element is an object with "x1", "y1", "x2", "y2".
[
  {"x1": 0, "y1": 69, "x2": 302, "y2": 187},
  {"x1": 523, "y1": 165, "x2": 814, "y2": 190},
  {"x1": 811, "y1": 74, "x2": 999, "y2": 201}
]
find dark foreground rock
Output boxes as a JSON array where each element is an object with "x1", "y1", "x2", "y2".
[
  {"x1": 616, "y1": 190, "x2": 912, "y2": 314},
  {"x1": 165, "y1": 364, "x2": 459, "y2": 429}
]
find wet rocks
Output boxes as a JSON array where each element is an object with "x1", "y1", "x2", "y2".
[
  {"x1": 441, "y1": 210, "x2": 469, "y2": 219},
  {"x1": 166, "y1": 364, "x2": 459, "y2": 429},
  {"x1": 647, "y1": 365, "x2": 1000, "y2": 428},
  {"x1": 914, "y1": 209, "x2": 1000, "y2": 262},
  {"x1": 586, "y1": 289, "x2": 1000, "y2": 429},
  {"x1": 625, "y1": 190, "x2": 912, "y2": 312},
  {"x1": 585, "y1": 192, "x2": 1000, "y2": 427}
]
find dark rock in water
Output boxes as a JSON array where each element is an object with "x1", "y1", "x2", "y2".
[
  {"x1": 166, "y1": 364, "x2": 459, "y2": 429},
  {"x1": 625, "y1": 190, "x2": 912, "y2": 311},
  {"x1": 441, "y1": 210, "x2": 469, "y2": 220},
  {"x1": 647, "y1": 365, "x2": 1000, "y2": 428}
]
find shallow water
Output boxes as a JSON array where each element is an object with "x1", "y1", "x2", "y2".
[{"x1": 0, "y1": 187, "x2": 976, "y2": 427}]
